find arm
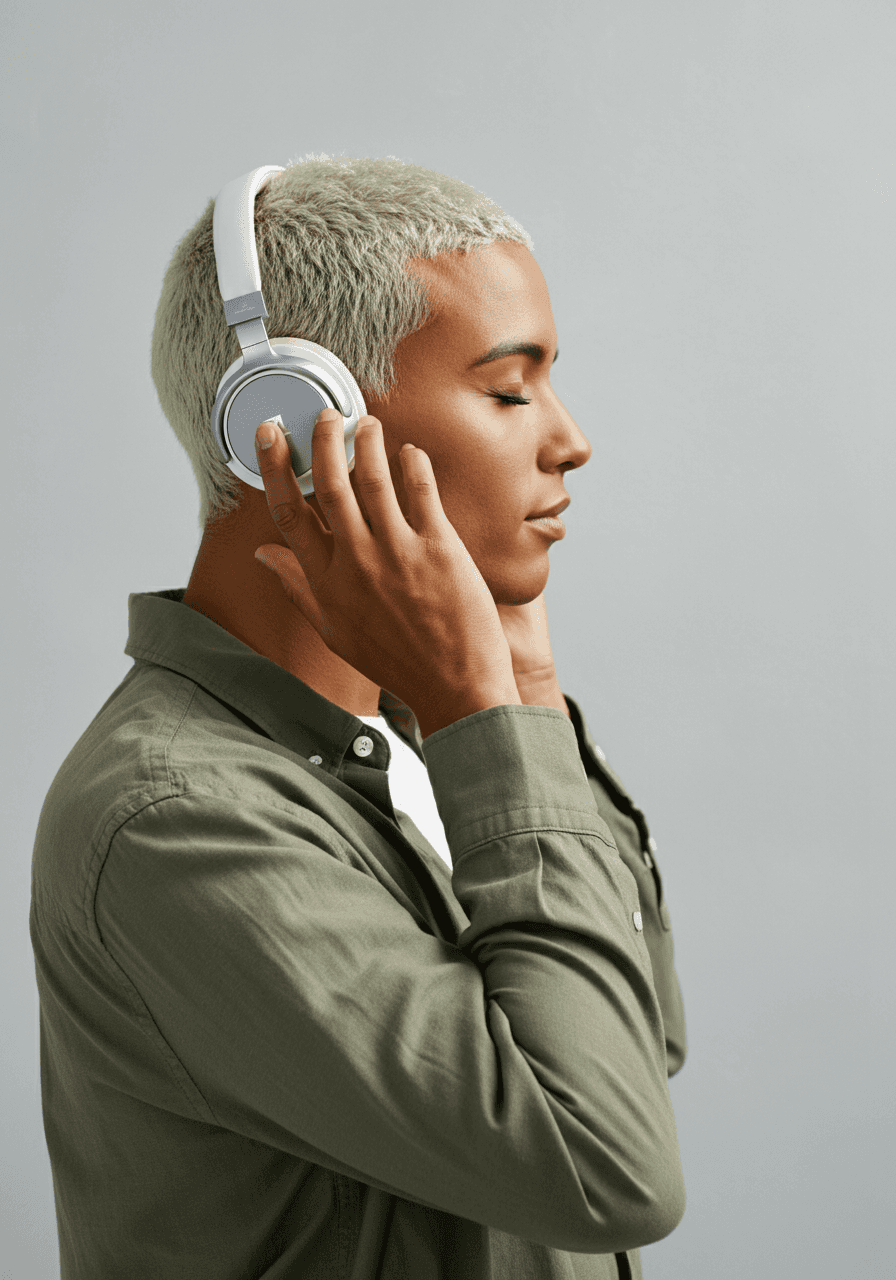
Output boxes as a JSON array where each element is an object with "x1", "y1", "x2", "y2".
[
  {"x1": 96, "y1": 706, "x2": 685, "y2": 1256},
  {"x1": 564, "y1": 692, "x2": 688, "y2": 1077},
  {"x1": 496, "y1": 594, "x2": 687, "y2": 1076}
]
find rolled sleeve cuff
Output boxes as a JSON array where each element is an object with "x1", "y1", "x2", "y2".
[{"x1": 420, "y1": 704, "x2": 614, "y2": 860}]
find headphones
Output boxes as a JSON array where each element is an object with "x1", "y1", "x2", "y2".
[{"x1": 210, "y1": 165, "x2": 366, "y2": 496}]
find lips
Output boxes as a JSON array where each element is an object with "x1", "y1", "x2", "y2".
[{"x1": 526, "y1": 497, "x2": 571, "y2": 520}]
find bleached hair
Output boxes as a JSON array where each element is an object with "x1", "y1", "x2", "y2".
[{"x1": 150, "y1": 153, "x2": 535, "y2": 531}]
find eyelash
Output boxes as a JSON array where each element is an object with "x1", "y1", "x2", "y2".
[{"x1": 487, "y1": 389, "x2": 531, "y2": 406}]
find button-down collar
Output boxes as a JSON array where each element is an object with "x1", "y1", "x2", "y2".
[{"x1": 125, "y1": 588, "x2": 421, "y2": 782}]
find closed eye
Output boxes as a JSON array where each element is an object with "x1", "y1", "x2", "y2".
[{"x1": 487, "y1": 389, "x2": 531, "y2": 406}]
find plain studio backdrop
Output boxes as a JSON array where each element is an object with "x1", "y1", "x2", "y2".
[{"x1": 3, "y1": 1, "x2": 894, "y2": 1275}]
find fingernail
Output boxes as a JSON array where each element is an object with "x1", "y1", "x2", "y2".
[{"x1": 256, "y1": 422, "x2": 277, "y2": 450}]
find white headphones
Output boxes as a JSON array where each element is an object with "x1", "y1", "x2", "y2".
[{"x1": 210, "y1": 165, "x2": 366, "y2": 496}]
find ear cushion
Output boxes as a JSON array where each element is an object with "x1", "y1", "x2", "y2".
[{"x1": 266, "y1": 336, "x2": 366, "y2": 421}]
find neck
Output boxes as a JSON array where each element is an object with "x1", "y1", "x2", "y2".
[{"x1": 182, "y1": 501, "x2": 382, "y2": 719}]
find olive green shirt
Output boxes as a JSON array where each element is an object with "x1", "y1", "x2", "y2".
[{"x1": 30, "y1": 588, "x2": 687, "y2": 1279}]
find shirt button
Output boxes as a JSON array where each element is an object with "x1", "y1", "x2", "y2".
[
  {"x1": 642, "y1": 849, "x2": 654, "y2": 869},
  {"x1": 594, "y1": 745, "x2": 607, "y2": 762},
  {"x1": 633, "y1": 911, "x2": 643, "y2": 932},
  {"x1": 308, "y1": 755, "x2": 323, "y2": 765},
  {"x1": 647, "y1": 836, "x2": 658, "y2": 853},
  {"x1": 352, "y1": 735, "x2": 374, "y2": 758}
]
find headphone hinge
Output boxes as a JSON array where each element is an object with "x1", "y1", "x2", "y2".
[
  {"x1": 233, "y1": 317, "x2": 275, "y2": 365},
  {"x1": 223, "y1": 290, "x2": 269, "y2": 327}
]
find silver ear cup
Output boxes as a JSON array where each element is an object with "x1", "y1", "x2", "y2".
[
  {"x1": 224, "y1": 370, "x2": 330, "y2": 479},
  {"x1": 211, "y1": 338, "x2": 367, "y2": 497}
]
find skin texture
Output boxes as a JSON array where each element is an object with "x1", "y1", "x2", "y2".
[{"x1": 182, "y1": 241, "x2": 592, "y2": 717}]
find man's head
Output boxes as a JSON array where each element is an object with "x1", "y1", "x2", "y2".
[
  {"x1": 151, "y1": 154, "x2": 541, "y2": 532},
  {"x1": 154, "y1": 155, "x2": 591, "y2": 611}
]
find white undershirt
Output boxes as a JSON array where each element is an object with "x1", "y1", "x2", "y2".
[{"x1": 357, "y1": 714, "x2": 453, "y2": 867}]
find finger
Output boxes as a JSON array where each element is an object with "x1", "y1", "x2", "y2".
[
  {"x1": 398, "y1": 444, "x2": 451, "y2": 535},
  {"x1": 255, "y1": 420, "x2": 329, "y2": 582},
  {"x1": 309, "y1": 410, "x2": 370, "y2": 543},
  {"x1": 351, "y1": 416, "x2": 410, "y2": 537}
]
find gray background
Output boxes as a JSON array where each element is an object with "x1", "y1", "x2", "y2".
[{"x1": 3, "y1": 0, "x2": 894, "y2": 1275}]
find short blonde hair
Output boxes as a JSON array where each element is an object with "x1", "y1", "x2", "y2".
[{"x1": 150, "y1": 153, "x2": 534, "y2": 531}]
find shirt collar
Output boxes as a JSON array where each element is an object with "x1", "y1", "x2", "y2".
[{"x1": 124, "y1": 588, "x2": 425, "y2": 766}]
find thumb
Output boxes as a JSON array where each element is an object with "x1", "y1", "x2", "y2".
[{"x1": 254, "y1": 544, "x2": 326, "y2": 633}]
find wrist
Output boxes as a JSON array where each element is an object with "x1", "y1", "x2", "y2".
[
  {"x1": 514, "y1": 672, "x2": 570, "y2": 717},
  {"x1": 417, "y1": 681, "x2": 523, "y2": 740}
]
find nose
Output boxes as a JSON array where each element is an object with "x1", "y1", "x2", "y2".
[{"x1": 545, "y1": 390, "x2": 592, "y2": 473}]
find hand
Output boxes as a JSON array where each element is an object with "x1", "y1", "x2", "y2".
[
  {"x1": 495, "y1": 593, "x2": 555, "y2": 681},
  {"x1": 495, "y1": 593, "x2": 570, "y2": 717},
  {"x1": 253, "y1": 411, "x2": 521, "y2": 738}
]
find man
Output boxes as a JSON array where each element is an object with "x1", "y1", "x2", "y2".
[{"x1": 30, "y1": 156, "x2": 687, "y2": 1279}]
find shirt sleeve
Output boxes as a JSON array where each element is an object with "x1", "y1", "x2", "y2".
[
  {"x1": 95, "y1": 703, "x2": 685, "y2": 1257},
  {"x1": 563, "y1": 694, "x2": 688, "y2": 1077}
]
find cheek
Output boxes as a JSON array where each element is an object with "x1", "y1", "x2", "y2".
[
  {"x1": 381, "y1": 402, "x2": 529, "y2": 532},
  {"x1": 384, "y1": 435, "x2": 484, "y2": 523},
  {"x1": 432, "y1": 461, "x2": 506, "y2": 533}
]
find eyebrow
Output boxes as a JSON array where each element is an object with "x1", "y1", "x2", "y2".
[{"x1": 468, "y1": 340, "x2": 559, "y2": 369}]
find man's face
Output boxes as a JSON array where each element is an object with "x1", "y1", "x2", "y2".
[{"x1": 346, "y1": 241, "x2": 592, "y2": 608}]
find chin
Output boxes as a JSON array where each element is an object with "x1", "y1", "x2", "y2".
[{"x1": 486, "y1": 558, "x2": 550, "y2": 607}]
